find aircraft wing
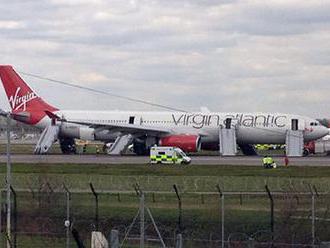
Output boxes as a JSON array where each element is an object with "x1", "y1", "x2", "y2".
[
  {"x1": 61, "y1": 119, "x2": 172, "y2": 136},
  {"x1": 0, "y1": 108, "x2": 9, "y2": 117}
]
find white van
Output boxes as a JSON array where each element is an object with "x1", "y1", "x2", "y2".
[{"x1": 150, "y1": 146, "x2": 191, "y2": 164}]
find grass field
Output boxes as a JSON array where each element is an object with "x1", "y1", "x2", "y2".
[
  {"x1": 0, "y1": 162, "x2": 329, "y2": 246},
  {"x1": 1, "y1": 163, "x2": 330, "y2": 192}
]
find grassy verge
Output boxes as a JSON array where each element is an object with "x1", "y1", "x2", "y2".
[
  {"x1": 1, "y1": 164, "x2": 330, "y2": 192},
  {"x1": 3, "y1": 163, "x2": 330, "y2": 177}
]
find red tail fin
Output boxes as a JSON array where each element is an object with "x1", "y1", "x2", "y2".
[{"x1": 0, "y1": 65, "x2": 58, "y2": 124}]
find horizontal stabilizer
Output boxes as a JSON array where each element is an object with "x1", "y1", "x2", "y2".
[
  {"x1": 0, "y1": 108, "x2": 9, "y2": 117},
  {"x1": 45, "y1": 110, "x2": 62, "y2": 121}
]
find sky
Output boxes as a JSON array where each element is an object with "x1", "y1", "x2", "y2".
[{"x1": 0, "y1": 0, "x2": 330, "y2": 117}]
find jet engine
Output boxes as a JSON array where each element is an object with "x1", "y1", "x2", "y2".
[
  {"x1": 159, "y1": 135, "x2": 201, "y2": 152},
  {"x1": 60, "y1": 124, "x2": 95, "y2": 140},
  {"x1": 59, "y1": 137, "x2": 77, "y2": 154}
]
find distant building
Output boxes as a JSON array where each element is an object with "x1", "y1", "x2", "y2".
[{"x1": 0, "y1": 116, "x2": 40, "y2": 137}]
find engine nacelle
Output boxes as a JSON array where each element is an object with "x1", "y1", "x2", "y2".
[
  {"x1": 60, "y1": 124, "x2": 95, "y2": 141},
  {"x1": 159, "y1": 135, "x2": 201, "y2": 153},
  {"x1": 79, "y1": 127, "x2": 95, "y2": 141}
]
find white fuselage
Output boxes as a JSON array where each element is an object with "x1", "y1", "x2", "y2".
[
  {"x1": 2, "y1": 65, "x2": 328, "y2": 154},
  {"x1": 35, "y1": 110, "x2": 328, "y2": 145}
]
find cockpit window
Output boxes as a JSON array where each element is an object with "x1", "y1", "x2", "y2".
[{"x1": 310, "y1": 122, "x2": 319, "y2": 126}]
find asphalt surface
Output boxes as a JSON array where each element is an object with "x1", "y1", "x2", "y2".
[{"x1": 0, "y1": 154, "x2": 330, "y2": 166}]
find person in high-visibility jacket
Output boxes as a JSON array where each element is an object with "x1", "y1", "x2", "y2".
[
  {"x1": 263, "y1": 155, "x2": 274, "y2": 168},
  {"x1": 262, "y1": 156, "x2": 268, "y2": 168},
  {"x1": 267, "y1": 156, "x2": 274, "y2": 168},
  {"x1": 266, "y1": 156, "x2": 276, "y2": 168}
]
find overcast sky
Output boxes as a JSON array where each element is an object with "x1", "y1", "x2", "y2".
[{"x1": 0, "y1": 0, "x2": 330, "y2": 117}]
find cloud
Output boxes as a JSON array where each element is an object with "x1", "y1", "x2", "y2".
[
  {"x1": 0, "y1": 21, "x2": 25, "y2": 29},
  {"x1": 0, "y1": 1, "x2": 330, "y2": 117}
]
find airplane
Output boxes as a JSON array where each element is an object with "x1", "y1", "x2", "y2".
[{"x1": 0, "y1": 65, "x2": 328, "y2": 155}]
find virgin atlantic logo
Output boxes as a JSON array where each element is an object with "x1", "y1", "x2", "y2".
[{"x1": 9, "y1": 87, "x2": 38, "y2": 111}]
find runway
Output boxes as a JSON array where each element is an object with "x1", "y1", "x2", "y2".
[{"x1": 0, "y1": 154, "x2": 330, "y2": 166}]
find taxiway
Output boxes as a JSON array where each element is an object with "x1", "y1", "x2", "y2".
[{"x1": 0, "y1": 154, "x2": 329, "y2": 166}]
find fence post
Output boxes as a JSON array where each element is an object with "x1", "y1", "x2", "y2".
[
  {"x1": 63, "y1": 184, "x2": 71, "y2": 248},
  {"x1": 176, "y1": 233, "x2": 183, "y2": 248},
  {"x1": 173, "y1": 184, "x2": 182, "y2": 233},
  {"x1": 216, "y1": 184, "x2": 225, "y2": 248},
  {"x1": 110, "y1": 229, "x2": 119, "y2": 248},
  {"x1": 265, "y1": 185, "x2": 274, "y2": 243},
  {"x1": 307, "y1": 184, "x2": 316, "y2": 247},
  {"x1": 312, "y1": 192, "x2": 315, "y2": 247},
  {"x1": 46, "y1": 182, "x2": 54, "y2": 205},
  {"x1": 89, "y1": 183, "x2": 99, "y2": 231},
  {"x1": 4, "y1": 232, "x2": 12, "y2": 248},
  {"x1": 6, "y1": 114, "x2": 12, "y2": 248},
  {"x1": 0, "y1": 189, "x2": 2, "y2": 244},
  {"x1": 72, "y1": 228, "x2": 86, "y2": 248},
  {"x1": 140, "y1": 193, "x2": 145, "y2": 248},
  {"x1": 248, "y1": 237, "x2": 255, "y2": 248},
  {"x1": 10, "y1": 186, "x2": 16, "y2": 248}
]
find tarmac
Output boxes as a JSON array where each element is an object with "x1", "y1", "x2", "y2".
[{"x1": 0, "y1": 154, "x2": 330, "y2": 166}]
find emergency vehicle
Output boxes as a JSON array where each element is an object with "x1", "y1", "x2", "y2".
[{"x1": 150, "y1": 146, "x2": 191, "y2": 164}]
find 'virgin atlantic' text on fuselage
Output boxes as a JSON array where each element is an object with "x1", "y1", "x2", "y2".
[{"x1": 172, "y1": 113, "x2": 287, "y2": 129}]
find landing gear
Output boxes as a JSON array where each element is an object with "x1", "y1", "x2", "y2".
[
  {"x1": 303, "y1": 148, "x2": 310, "y2": 157},
  {"x1": 132, "y1": 141, "x2": 149, "y2": 155},
  {"x1": 238, "y1": 144, "x2": 258, "y2": 156},
  {"x1": 59, "y1": 138, "x2": 77, "y2": 154},
  {"x1": 103, "y1": 142, "x2": 113, "y2": 154}
]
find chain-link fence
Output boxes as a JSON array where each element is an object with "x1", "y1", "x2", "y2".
[{"x1": 1, "y1": 183, "x2": 330, "y2": 247}]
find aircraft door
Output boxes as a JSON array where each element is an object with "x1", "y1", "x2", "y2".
[
  {"x1": 291, "y1": 119, "x2": 298, "y2": 131},
  {"x1": 225, "y1": 118, "x2": 232, "y2": 129},
  {"x1": 291, "y1": 118, "x2": 304, "y2": 131},
  {"x1": 128, "y1": 115, "x2": 142, "y2": 125}
]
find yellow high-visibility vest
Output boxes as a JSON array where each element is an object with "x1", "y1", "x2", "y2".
[{"x1": 267, "y1": 157, "x2": 274, "y2": 164}]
